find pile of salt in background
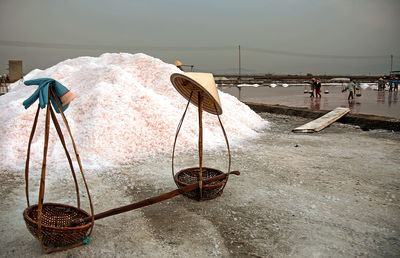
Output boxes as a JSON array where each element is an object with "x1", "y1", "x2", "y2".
[{"x1": 0, "y1": 53, "x2": 268, "y2": 171}]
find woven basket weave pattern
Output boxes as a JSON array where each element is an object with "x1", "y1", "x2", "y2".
[
  {"x1": 24, "y1": 203, "x2": 91, "y2": 247},
  {"x1": 175, "y1": 167, "x2": 227, "y2": 200}
]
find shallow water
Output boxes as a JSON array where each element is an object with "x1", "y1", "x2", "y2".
[{"x1": 220, "y1": 86, "x2": 400, "y2": 119}]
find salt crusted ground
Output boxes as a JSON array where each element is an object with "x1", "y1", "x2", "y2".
[{"x1": 1, "y1": 113, "x2": 399, "y2": 257}]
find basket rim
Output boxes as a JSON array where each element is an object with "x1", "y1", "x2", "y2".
[
  {"x1": 174, "y1": 166, "x2": 227, "y2": 189},
  {"x1": 23, "y1": 202, "x2": 93, "y2": 231}
]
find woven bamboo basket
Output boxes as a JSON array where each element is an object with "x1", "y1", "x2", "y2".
[
  {"x1": 170, "y1": 73, "x2": 232, "y2": 201},
  {"x1": 174, "y1": 167, "x2": 227, "y2": 200},
  {"x1": 24, "y1": 203, "x2": 92, "y2": 248},
  {"x1": 23, "y1": 87, "x2": 94, "y2": 253}
]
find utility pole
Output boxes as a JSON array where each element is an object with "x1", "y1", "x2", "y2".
[
  {"x1": 390, "y1": 54, "x2": 393, "y2": 76},
  {"x1": 238, "y1": 45, "x2": 241, "y2": 81},
  {"x1": 237, "y1": 45, "x2": 242, "y2": 101}
]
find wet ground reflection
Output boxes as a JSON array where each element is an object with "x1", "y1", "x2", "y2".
[{"x1": 220, "y1": 86, "x2": 400, "y2": 119}]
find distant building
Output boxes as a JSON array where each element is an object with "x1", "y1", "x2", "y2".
[{"x1": 9, "y1": 60, "x2": 23, "y2": 82}]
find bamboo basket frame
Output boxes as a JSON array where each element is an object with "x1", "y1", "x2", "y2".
[
  {"x1": 172, "y1": 90, "x2": 232, "y2": 201},
  {"x1": 23, "y1": 87, "x2": 94, "y2": 253}
]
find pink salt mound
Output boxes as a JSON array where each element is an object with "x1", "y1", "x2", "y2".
[{"x1": 0, "y1": 53, "x2": 268, "y2": 171}]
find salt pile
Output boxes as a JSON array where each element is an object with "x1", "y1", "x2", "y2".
[
  {"x1": 237, "y1": 83, "x2": 260, "y2": 88},
  {"x1": 0, "y1": 53, "x2": 268, "y2": 171}
]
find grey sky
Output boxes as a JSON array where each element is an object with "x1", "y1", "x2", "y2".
[{"x1": 0, "y1": 0, "x2": 399, "y2": 75}]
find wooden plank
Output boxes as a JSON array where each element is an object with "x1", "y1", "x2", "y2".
[{"x1": 292, "y1": 107, "x2": 350, "y2": 133}]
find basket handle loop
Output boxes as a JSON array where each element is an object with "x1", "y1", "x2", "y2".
[
  {"x1": 172, "y1": 91, "x2": 193, "y2": 184},
  {"x1": 25, "y1": 104, "x2": 41, "y2": 207},
  {"x1": 51, "y1": 87, "x2": 94, "y2": 236},
  {"x1": 215, "y1": 102, "x2": 231, "y2": 194},
  {"x1": 49, "y1": 101, "x2": 81, "y2": 208},
  {"x1": 50, "y1": 87, "x2": 95, "y2": 236},
  {"x1": 25, "y1": 94, "x2": 82, "y2": 209}
]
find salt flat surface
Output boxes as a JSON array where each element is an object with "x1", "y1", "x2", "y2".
[
  {"x1": 0, "y1": 53, "x2": 268, "y2": 172},
  {"x1": 1, "y1": 114, "x2": 399, "y2": 257}
]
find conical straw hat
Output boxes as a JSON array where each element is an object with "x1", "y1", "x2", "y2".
[
  {"x1": 173, "y1": 60, "x2": 183, "y2": 67},
  {"x1": 60, "y1": 91, "x2": 76, "y2": 106},
  {"x1": 170, "y1": 72, "x2": 222, "y2": 115}
]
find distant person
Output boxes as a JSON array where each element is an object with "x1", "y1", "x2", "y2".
[
  {"x1": 378, "y1": 77, "x2": 385, "y2": 91},
  {"x1": 394, "y1": 77, "x2": 399, "y2": 92},
  {"x1": 6, "y1": 74, "x2": 10, "y2": 83},
  {"x1": 388, "y1": 77, "x2": 394, "y2": 92},
  {"x1": 352, "y1": 78, "x2": 361, "y2": 96},
  {"x1": 315, "y1": 78, "x2": 322, "y2": 97},
  {"x1": 310, "y1": 78, "x2": 316, "y2": 97},
  {"x1": 342, "y1": 79, "x2": 355, "y2": 101}
]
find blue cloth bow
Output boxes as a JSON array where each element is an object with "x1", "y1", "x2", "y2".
[{"x1": 23, "y1": 78, "x2": 70, "y2": 113}]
